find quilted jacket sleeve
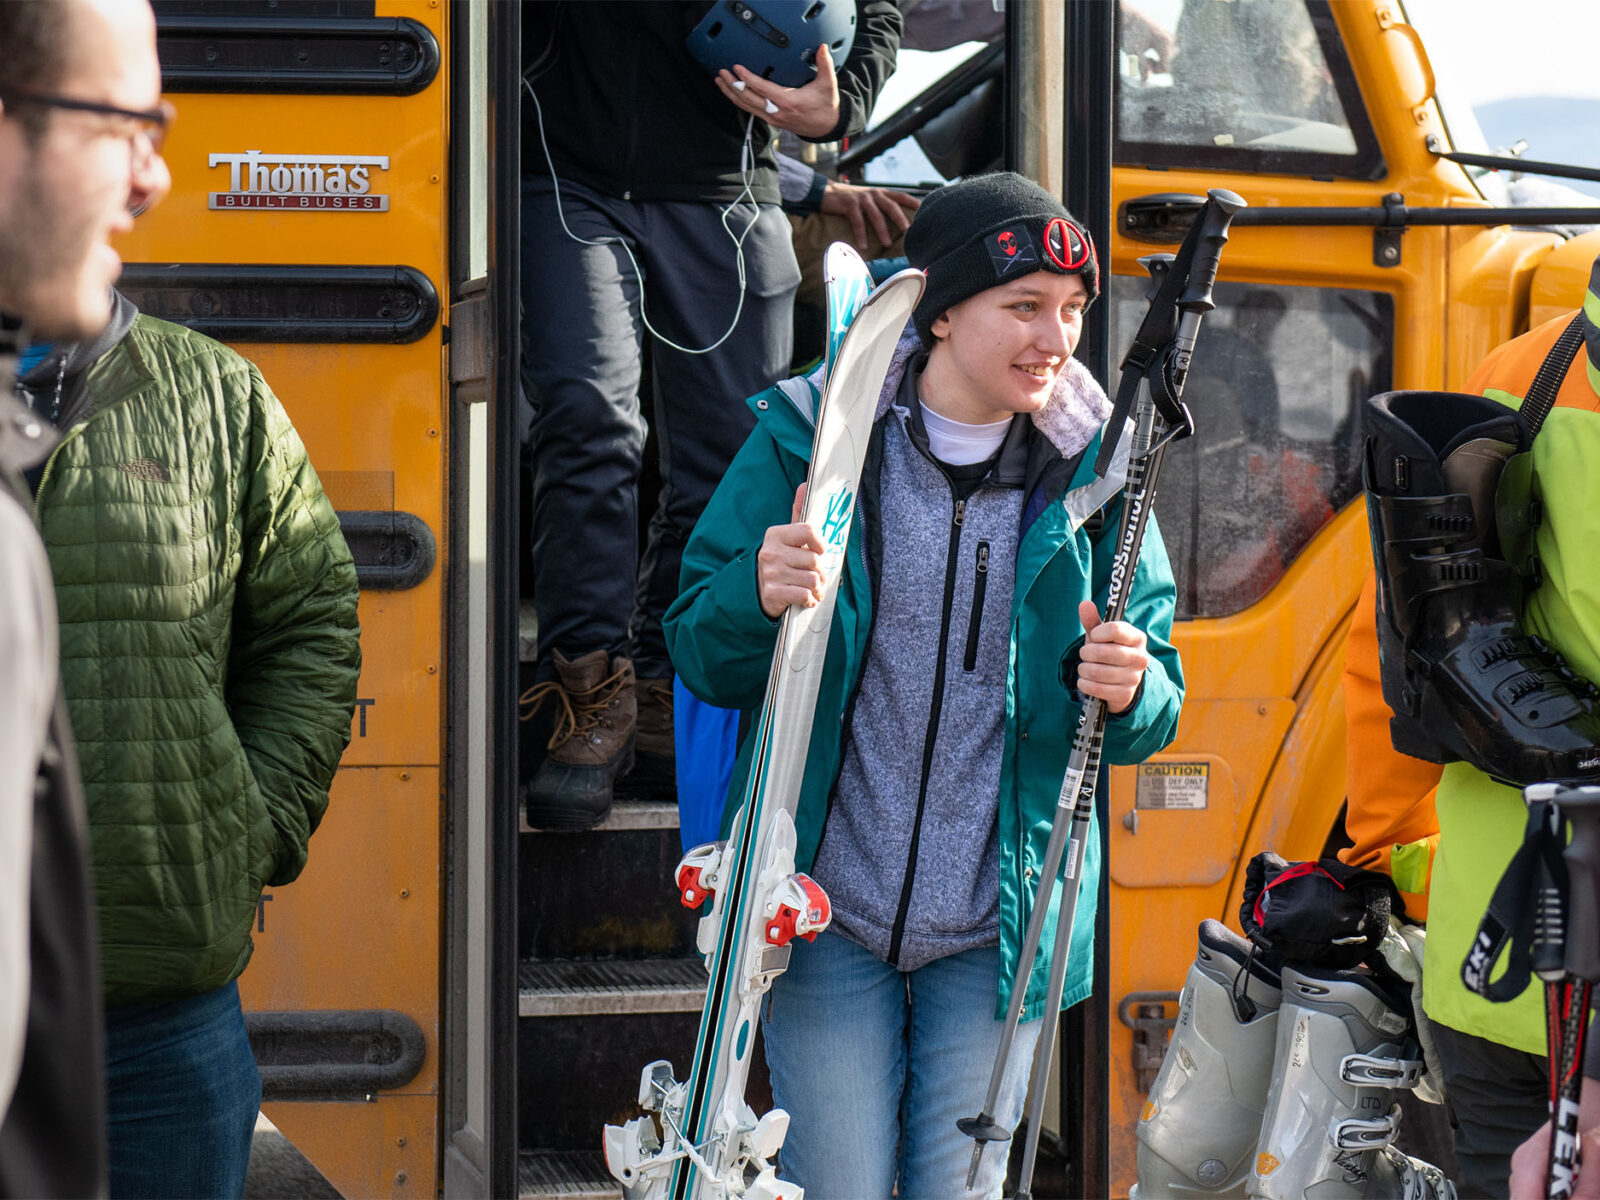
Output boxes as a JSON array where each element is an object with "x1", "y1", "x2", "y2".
[{"x1": 225, "y1": 367, "x2": 361, "y2": 887}]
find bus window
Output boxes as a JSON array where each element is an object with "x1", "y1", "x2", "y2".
[
  {"x1": 1117, "y1": 0, "x2": 1384, "y2": 179},
  {"x1": 1108, "y1": 278, "x2": 1394, "y2": 618}
]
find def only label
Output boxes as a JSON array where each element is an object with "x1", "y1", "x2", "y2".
[{"x1": 1134, "y1": 762, "x2": 1210, "y2": 810}]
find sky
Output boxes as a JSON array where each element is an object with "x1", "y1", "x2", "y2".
[{"x1": 1399, "y1": 0, "x2": 1600, "y2": 105}]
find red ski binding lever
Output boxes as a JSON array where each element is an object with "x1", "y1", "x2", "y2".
[{"x1": 764, "y1": 873, "x2": 831, "y2": 947}]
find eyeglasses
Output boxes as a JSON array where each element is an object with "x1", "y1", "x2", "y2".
[{"x1": 0, "y1": 88, "x2": 174, "y2": 159}]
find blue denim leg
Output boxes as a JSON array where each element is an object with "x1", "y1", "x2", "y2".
[
  {"x1": 761, "y1": 934, "x2": 1043, "y2": 1199},
  {"x1": 104, "y1": 981, "x2": 262, "y2": 1200},
  {"x1": 899, "y1": 946, "x2": 1040, "y2": 1200},
  {"x1": 762, "y1": 932, "x2": 905, "y2": 1198}
]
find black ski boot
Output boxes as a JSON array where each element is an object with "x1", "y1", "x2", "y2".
[{"x1": 1364, "y1": 390, "x2": 1600, "y2": 784}]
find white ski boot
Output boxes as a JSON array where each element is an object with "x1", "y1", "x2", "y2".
[
  {"x1": 1249, "y1": 962, "x2": 1437, "y2": 1200},
  {"x1": 1133, "y1": 920, "x2": 1283, "y2": 1199}
]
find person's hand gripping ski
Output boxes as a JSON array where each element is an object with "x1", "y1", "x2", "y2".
[{"x1": 758, "y1": 483, "x2": 831, "y2": 620}]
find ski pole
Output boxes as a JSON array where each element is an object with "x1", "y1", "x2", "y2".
[
  {"x1": 1538, "y1": 784, "x2": 1600, "y2": 1200},
  {"x1": 957, "y1": 188, "x2": 1244, "y2": 1198}
]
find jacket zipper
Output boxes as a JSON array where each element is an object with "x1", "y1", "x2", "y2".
[
  {"x1": 887, "y1": 495, "x2": 965, "y2": 967},
  {"x1": 31, "y1": 422, "x2": 87, "y2": 510},
  {"x1": 962, "y1": 540, "x2": 990, "y2": 672}
]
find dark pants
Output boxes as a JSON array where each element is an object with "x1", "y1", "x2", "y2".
[
  {"x1": 1432, "y1": 1020, "x2": 1549, "y2": 1198},
  {"x1": 105, "y1": 981, "x2": 261, "y2": 1200},
  {"x1": 520, "y1": 175, "x2": 799, "y2": 680}
]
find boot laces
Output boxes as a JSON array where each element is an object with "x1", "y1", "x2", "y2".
[
  {"x1": 642, "y1": 679, "x2": 674, "y2": 716},
  {"x1": 518, "y1": 662, "x2": 632, "y2": 750}
]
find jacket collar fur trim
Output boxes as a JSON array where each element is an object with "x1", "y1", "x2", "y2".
[{"x1": 875, "y1": 327, "x2": 1112, "y2": 462}]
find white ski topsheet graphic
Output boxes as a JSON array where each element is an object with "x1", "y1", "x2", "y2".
[{"x1": 603, "y1": 248, "x2": 924, "y2": 1200}]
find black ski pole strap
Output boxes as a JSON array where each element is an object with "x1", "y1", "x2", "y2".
[
  {"x1": 1093, "y1": 214, "x2": 1208, "y2": 480},
  {"x1": 1520, "y1": 313, "x2": 1585, "y2": 439},
  {"x1": 1463, "y1": 798, "x2": 1568, "y2": 1003},
  {"x1": 1094, "y1": 367, "x2": 1144, "y2": 481}
]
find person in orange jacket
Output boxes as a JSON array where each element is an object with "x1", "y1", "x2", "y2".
[{"x1": 1340, "y1": 254, "x2": 1600, "y2": 1197}]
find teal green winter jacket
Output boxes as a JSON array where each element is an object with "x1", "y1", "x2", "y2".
[
  {"x1": 34, "y1": 313, "x2": 361, "y2": 1006},
  {"x1": 665, "y1": 371, "x2": 1183, "y2": 1021}
]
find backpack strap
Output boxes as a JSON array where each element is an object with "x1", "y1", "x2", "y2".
[{"x1": 1519, "y1": 313, "x2": 1586, "y2": 438}]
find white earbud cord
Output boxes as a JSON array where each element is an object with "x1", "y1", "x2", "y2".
[{"x1": 522, "y1": 74, "x2": 761, "y2": 356}]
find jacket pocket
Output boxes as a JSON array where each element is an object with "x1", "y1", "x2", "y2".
[{"x1": 963, "y1": 540, "x2": 991, "y2": 671}]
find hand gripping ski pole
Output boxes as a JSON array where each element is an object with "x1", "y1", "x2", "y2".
[
  {"x1": 602, "y1": 247, "x2": 925, "y2": 1200},
  {"x1": 957, "y1": 189, "x2": 1245, "y2": 1200}
]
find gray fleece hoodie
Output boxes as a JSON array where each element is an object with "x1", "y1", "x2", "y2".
[{"x1": 809, "y1": 331, "x2": 1111, "y2": 971}]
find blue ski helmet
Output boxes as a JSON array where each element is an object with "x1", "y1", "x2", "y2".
[{"x1": 686, "y1": 0, "x2": 856, "y2": 89}]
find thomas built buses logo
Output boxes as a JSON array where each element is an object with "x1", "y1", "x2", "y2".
[{"x1": 208, "y1": 152, "x2": 389, "y2": 212}]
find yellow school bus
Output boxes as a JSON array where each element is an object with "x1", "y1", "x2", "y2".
[{"x1": 116, "y1": 2, "x2": 1600, "y2": 1196}]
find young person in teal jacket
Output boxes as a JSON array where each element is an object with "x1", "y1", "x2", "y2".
[{"x1": 664, "y1": 173, "x2": 1183, "y2": 1197}]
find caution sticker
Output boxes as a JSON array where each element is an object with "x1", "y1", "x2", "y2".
[{"x1": 1134, "y1": 762, "x2": 1209, "y2": 810}]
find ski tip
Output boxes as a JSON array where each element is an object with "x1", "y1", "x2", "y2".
[{"x1": 822, "y1": 240, "x2": 870, "y2": 286}]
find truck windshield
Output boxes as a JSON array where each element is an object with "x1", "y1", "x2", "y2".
[{"x1": 1116, "y1": 0, "x2": 1383, "y2": 180}]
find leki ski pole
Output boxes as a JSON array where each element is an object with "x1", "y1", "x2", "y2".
[
  {"x1": 957, "y1": 187, "x2": 1244, "y2": 1200},
  {"x1": 1528, "y1": 783, "x2": 1600, "y2": 1200}
]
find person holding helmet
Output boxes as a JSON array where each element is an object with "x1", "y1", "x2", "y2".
[
  {"x1": 518, "y1": 1, "x2": 904, "y2": 831},
  {"x1": 665, "y1": 172, "x2": 1183, "y2": 1196}
]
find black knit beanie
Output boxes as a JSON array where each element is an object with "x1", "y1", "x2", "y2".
[{"x1": 905, "y1": 171, "x2": 1100, "y2": 346}]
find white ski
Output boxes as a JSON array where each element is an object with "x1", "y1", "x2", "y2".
[{"x1": 603, "y1": 248, "x2": 924, "y2": 1199}]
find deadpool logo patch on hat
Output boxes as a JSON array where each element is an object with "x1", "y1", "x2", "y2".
[
  {"x1": 1044, "y1": 217, "x2": 1092, "y2": 272},
  {"x1": 985, "y1": 226, "x2": 1039, "y2": 277}
]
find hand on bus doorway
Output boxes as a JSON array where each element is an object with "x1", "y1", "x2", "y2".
[
  {"x1": 1075, "y1": 601, "x2": 1150, "y2": 715},
  {"x1": 716, "y1": 44, "x2": 843, "y2": 140},
  {"x1": 757, "y1": 484, "x2": 828, "y2": 620},
  {"x1": 819, "y1": 180, "x2": 920, "y2": 253}
]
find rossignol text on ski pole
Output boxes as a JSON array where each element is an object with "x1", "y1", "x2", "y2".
[{"x1": 957, "y1": 187, "x2": 1245, "y2": 1200}]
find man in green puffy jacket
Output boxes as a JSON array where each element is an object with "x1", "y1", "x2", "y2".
[{"x1": 13, "y1": 285, "x2": 361, "y2": 1199}]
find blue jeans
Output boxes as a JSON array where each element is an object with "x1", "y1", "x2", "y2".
[
  {"x1": 762, "y1": 933, "x2": 1042, "y2": 1199},
  {"x1": 104, "y1": 981, "x2": 261, "y2": 1200}
]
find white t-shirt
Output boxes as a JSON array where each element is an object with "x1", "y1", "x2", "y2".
[{"x1": 920, "y1": 404, "x2": 1013, "y2": 466}]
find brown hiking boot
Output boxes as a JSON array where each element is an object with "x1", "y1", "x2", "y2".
[
  {"x1": 519, "y1": 650, "x2": 636, "y2": 830},
  {"x1": 635, "y1": 676, "x2": 675, "y2": 779}
]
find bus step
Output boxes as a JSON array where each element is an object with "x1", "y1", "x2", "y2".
[
  {"x1": 518, "y1": 1150, "x2": 619, "y2": 1199},
  {"x1": 519, "y1": 958, "x2": 707, "y2": 1018},
  {"x1": 521, "y1": 797, "x2": 679, "y2": 835}
]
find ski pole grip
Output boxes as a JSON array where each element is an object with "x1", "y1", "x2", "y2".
[
  {"x1": 1176, "y1": 189, "x2": 1246, "y2": 315},
  {"x1": 1560, "y1": 785, "x2": 1600, "y2": 983}
]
